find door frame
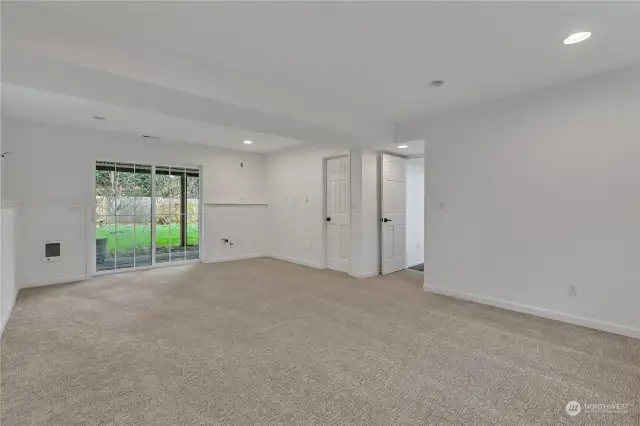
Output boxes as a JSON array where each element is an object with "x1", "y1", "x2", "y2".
[
  {"x1": 322, "y1": 152, "x2": 351, "y2": 273},
  {"x1": 378, "y1": 152, "x2": 408, "y2": 275},
  {"x1": 87, "y1": 160, "x2": 203, "y2": 277}
]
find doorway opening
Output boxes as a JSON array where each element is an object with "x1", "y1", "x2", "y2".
[
  {"x1": 379, "y1": 154, "x2": 424, "y2": 274},
  {"x1": 406, "y1": 157, "x2": 424, "y2": 272}
]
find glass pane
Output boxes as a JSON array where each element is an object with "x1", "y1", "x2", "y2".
[
  {"x1": 174, "y1": 168, "x2": 186, "y2": 260},
  {"x1": 133, "y1": 164, "x2": 152, "y2": 267},
  {"x1": 186, "y1": 173, "x2": 200, "y2": 260},
  {"x1": 186, "y1": 214, "x2": 199, "y2": 260},
  {"x1": 96, "y1": 163, "x2": 116, "y2": 216},
  {"x1": 156, "y1": 166, "x2": 187, "y2": 263},
  {"x1": 155, "y1": 169, "x2": 173, "y2": 216},
  {"x1": 170, "y1": 215, "x2": 186, "y2": 261},
  {"x1": 115, "y1": 216, "x2": 135, "y2": 270},
  {"x1": 134, "y1": 220, "x2": 152, "y2": 267},
  {"x1": 96, "y1": 215, "x2": 115, "y2": 272},
  {"x1": 187, "y1": 174, "x2": 199, "y2": 220},
  {"x1": 96, "y1": 163, "x2": 116, "y2": 272},
  {"x1": 114, "y1": 164, "x2": 136, "y2": 217},
  {"x1": 157, "y1": 166, "x2": 182, "y2": 215},
  {"x1": 155, "y1": 214, "x2": 172, "y2": 263},
  {"x1": 133, "y1": 164, "x2": 152, "y2": 195}
]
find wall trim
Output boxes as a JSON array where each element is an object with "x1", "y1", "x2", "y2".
[
  {"x1": 1, "y1": 290, "x2": 20, "y2": 336},
  {"x1": 350, "y1": 271, "x2": 379, "y2": 279},
  {"x1": 423, "y1": 284, "x2": 640, "y2": 340},
  {"x1": 203, "y1": 202, "x2": 267, "y2": 206},
  {"x1": 203, "y1": 254, "x2": 267, "y2": 264},
  {"x1": 268, "y1": 255, "x2": 324, "y2": 270},
  {"x1": 21, "y1": 274, "x2": 91, "y2": 290}
]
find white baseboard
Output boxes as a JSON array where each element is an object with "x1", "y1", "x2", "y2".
[
  {"x1": 268, "y1": 255, "x2": 324, "y2": 270},
  {"x1": 203, "y1": 254, "x2": 267, "y2": 264},
  {"x1": 423, "y1": 284, "x2": 640, "y2": 340},
  {"x1": 268, "y1": 256, "x2": 378, "y2": 278},
  {"x1": 349, "y1": 271, "x2": 379, "y2": 279},
  {"x1": 1, "y1": 290, "x2": 20, "y2": 336},
  {"x1": 21, "y1": 274, "x2": 90, "y2": 289}
]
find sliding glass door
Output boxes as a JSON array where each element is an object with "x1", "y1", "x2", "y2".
[
  {"x1": 95, "y1": 162, "x2": 200, "y2": 273},
  {"x1": 154, "y1": 166, "x2": 200, "y2": 264}
]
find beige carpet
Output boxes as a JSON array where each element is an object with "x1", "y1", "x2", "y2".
[{"x1": 2, "y1": 259, "x2": 638, "y2": 425}]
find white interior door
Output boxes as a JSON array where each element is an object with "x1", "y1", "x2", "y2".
[
  {"x1": 381, "y1": 153, "x2": 407, "y2": 274},
  {"x1": 325, "y1": 156, "x2": 350, "y2": 273}
]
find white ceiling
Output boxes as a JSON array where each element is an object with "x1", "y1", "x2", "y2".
[
  {"x1": 2, "y1": 2, "x2": 640, "y2": 152},
  {"x1": 379, "y1": 140, "x2": 425, "y2": 158},
  {"x1": 1, "y1": 84, "x2": 305, "y2": 153}
]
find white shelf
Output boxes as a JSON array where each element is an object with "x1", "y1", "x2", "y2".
[{"x1": 204, "y1": 202, "x2": 267, "y2": 206}]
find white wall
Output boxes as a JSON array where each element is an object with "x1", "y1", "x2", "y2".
[
  {"x1": 1, "y1": 205, "x2": 18, "y2": 334},
  {"x1": 349, "y1": 149, "x2": 380, "y2": 278},
  {"x1": 266, "y1": 145, "x2": 349, "y2": 268},
  {"x1": 360, "y1": 150, "x2": 380, "y2": 277},
  {"x1": 1, "y1": 113, "x2": 20, "y2": 334},
  {"x1": 1, "y1": 118, "x2": 382, "y2": 295},
  {"x1": 406, "y1": 157, "x2": 424, "y2": 267},
  {"x1": 266, "y1": 145, "x2": 379, "y2": 276},
  {"x1": 1, "y1": 118, "x2": 268, "y2": 288},
  {"x1": 203, "y1": 205, "x2": 267, "y2": 262},
  {"x1": 411, "y1": 65, "x2": 640, "y2": 337}
]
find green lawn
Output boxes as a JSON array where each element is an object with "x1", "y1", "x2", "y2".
[{"x1": 96, "y1": 224, "x2": 199, "y2": 253}]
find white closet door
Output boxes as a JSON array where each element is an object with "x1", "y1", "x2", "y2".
[
  {"x1": 381, "y1": 154, "x2": 407, "y2": 274},
  {"x1": 325, "y1": 156, "x2": 350, "y2": 273}
]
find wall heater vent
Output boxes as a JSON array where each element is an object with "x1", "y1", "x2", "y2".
[{"x1": 44, "y1": 242, "x2": 61, "y2": 262}]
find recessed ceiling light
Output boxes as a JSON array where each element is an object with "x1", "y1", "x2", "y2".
[
  {"x1": 244, "y1": 140, "x2": 253, "y2": 144},
  {"x1": 397, "y1": 145, "x2": 408, "y2": 149},
  {"x1": 92, "y1": 116, "x2": 106, "y2": 120},
  {"x1": 429, "y1": 80, "x2": 445, "y2": 87},
  {"x1": 564, "y1": 31, "x2": 591, "y2": 45}
]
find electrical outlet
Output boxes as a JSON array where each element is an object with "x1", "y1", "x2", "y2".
[{"x1": 567, "y1": 283, "x2": 578, "y2": 297}]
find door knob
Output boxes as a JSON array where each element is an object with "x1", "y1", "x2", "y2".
[
  {"x1": 380, "y1": 218, "x2": 392, "y2": 222},
  {"x1": 326, "y1": 217, "x2": 332, "y2": 222}
]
